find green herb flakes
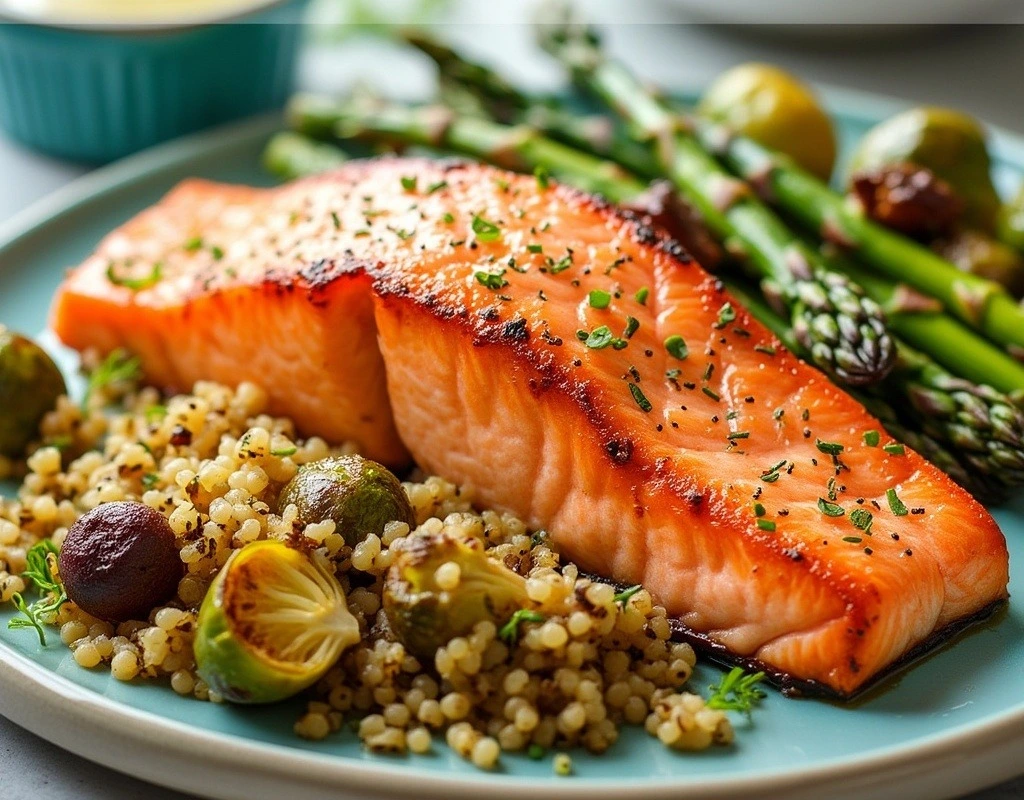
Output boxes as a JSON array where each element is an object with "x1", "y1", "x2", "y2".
[
  {"x1": 883, "y1": 442, "x2": 906, "y2": 456},
  {"x1": 106, "y1": 262, "x2": 161, "y2": 291},
  {"x1": 583, "y1": 326, "x2": 614, "y2": 349},
  {"x1": 850, "y1": 509, "x2": 874, "y2": 532},
  {"x1": 474, "y1": 270, "x2": 508, "y2": 290},
  {"x1": 471, "y1": 214, "x2": 502, "y2": 242},
  {"x1": 714, "y1": 302, "x2": 737, "y2": 329},
  {"x1": 664, "y1": 335, "x2": 688, "y2": 360},
  {"x1": 756, "y1": 519, "x2": 776, "y2": 532},
  {"x1": 588, "y1": 289, "x2": 612, "y2": 309},
  {"x1": 815, "y1": 439, "x2": 844, "y2": 456},
  {"x1": 817, "y1": 498, "x2": 845, "y2": 517},
  {"x1": 863, "y1": 429, "x2": 880, "y2": 447},
  {"x1": 635, "y1": 286, "x2": 650, "y2": 305},
  {"x1": 886, "y1": 488, "x2": 909, "y2": 516},
  {"x1": 612, "y1": 585, "x2": 642, "y2": 606},
  {"x1": 628, "y1": 383, "x2": 653, "y2": 412}
]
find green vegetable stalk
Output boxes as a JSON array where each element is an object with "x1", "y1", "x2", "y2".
[
  {"x1": 702, "y1": 124, "x2": 1024, "y2": 354},
  {"x1": 537, "y1": 19, "x2": 896, "y2": 388}
]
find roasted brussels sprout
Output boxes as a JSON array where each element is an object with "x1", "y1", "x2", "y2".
[
  {"x1": 698, "y1": 62, "x2": 837, "y2": 181},
  {"x1": 383, "y1": 532, "x2": 532, "y2": 659},
  {"x1": 277, "y1": 455, "x2": 415, "y2": 546},
  {"x1": 932, "y1": 229, "x2": 1024, "y2": 298},
  {"x1": 997, "y1": 183, "x2": 1024, "y2": 254},
  {"x1": 60, "y1": 501, "x2": 183, "y2": 623},
  {"x1": 194, "y1": 540, "x2": 360, "y2": 704},
  {"x1": 848, "y1": 107, "x2": 1001, "y2": 232},
  {"x1": 0, "y1": 327, "x2": 66, "y2": 457}
]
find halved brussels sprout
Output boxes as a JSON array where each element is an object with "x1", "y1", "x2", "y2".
[
  {"x1": 194, "y1": 540, "x2": 360, "y2": 704},
  {"x1": 383, "y1": 532, "x2": 531, "y2": 660}
]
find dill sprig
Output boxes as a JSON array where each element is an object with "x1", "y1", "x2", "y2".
[
  {"x1": 706, "y1": 667, "x2": 767, "y2": 715},
  {"x1": 7, "y1": 539, "x2": 67, "y2": 646},
  {"x1": 498, "y1": 609, "x2": 545, "y2": 645},
  {"x1": 81, "y1": 349, "x2": 141, "y2": 411}
]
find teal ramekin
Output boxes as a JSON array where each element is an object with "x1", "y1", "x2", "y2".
[{"x1": 0, "y1": 0, "x2": 308, "y2": 163}]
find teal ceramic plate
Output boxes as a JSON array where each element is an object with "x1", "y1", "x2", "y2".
[{"x1": 0, "y1": 89, "x2": 1022, "y2": 800}]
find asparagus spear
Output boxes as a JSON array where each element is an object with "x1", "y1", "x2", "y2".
[
  {"x1": 322, "y1": 99, "x2": 646, "y2": 201},
  {"x1": 399, "y1": 29, "x2": 661, "y2": 178},
  {"x1": 700, "y1": 124, "x2": 1024, "y2": 353},
  {"x1": 537, "y1": 21, "x2": 895, "y2": 388},
  {"x1": 821, "y1": 247, "x2": 1024, "y2": 395},
  {"x1": 724, "y1": 278, "x2": 1020, "y2": 502},
  {"x1": 262, "y1": 132, "x2": 349, "y2": 181}
]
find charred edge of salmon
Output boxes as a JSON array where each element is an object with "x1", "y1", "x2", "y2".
[{"x1": 670, "y1": 599, "x2": 1008, "y2": 702}]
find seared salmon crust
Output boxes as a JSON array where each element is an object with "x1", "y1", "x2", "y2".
[{"x1": 52, "y1": 158, "x2": 1010, "y2": 697}]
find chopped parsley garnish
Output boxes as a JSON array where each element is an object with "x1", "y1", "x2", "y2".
[
  {"x1": 714, "y1": 302, "x2": 737, "y2": 329},
  {"x1": 474, "y1": 269, "x2": 508, "y2": 290},
  {"x1": 754, "y1": 344, "x2": 776, "y2": 355},
  {"x1": 863, "y1": 429, "x2": 880, "y2": 447},
  {"x1": 623, "y1": 316, "x2": 639, "y2": 339},
  {"x1": 400, "y1": 175, "x2": 417, "y2": 192},
  {"x1": 534, "y1": 165, "x2": 551, "y2": 189},
  {"x1": 613, "y1": 584, "x2": 643, "y2": 606},
  {"x1": 842, "y1": 536, "x2": 863, "y2": 544},
  {"x1": 628, "y1": 383, "x2": 652, "y2": 412},
  {"x1": 471, "y1": 214, "x2": 502, "y2": 242},
  {"x1": 702, "y1": 386, "x2": 721, "y2": 402},
  {"x1": 664, "y1": 335, "x2": 688, "y2": 360},
  {"x1": 727, "y1": 431, "x2": 750, "y2": 440},
  {"x1": 707, "y1": 667, "x2": 767, "y2": 715},
  {"x1": 270, "y1": 446, "x2": 298, "y2": 457},
  {"x1": 527, "y1": 243, "x2": 544, "y2": 254},
  {"x1": 580, "y1": 325, "x2": 614, "y2": 349},
  {"x1": 442, "y1": 212, "x2": 455, "y2": 224},
  {"x1": 141, "y1": 473, "x2": 160, "y2": 489},
  {"x1": 883, "y1": 442, "x2": 906, "y2": 455},
  {"x1": 184, "y1": 236, "x2": 203, "y2": 252},
  {"x1": 7, "y1": 540, "x2": 67, "y2": 646},
  {"x1": 588, "y1": 289, "x2": 612, "y2": 309},
  {"x1": 886, "y1": 488, "x2": 909, "y2": 516},
  {"x1": 850, "y1": 508, "x2": 874, "y2": 532},
  {"x1": 756, "y1": 519, "x2": 776, "y2": 532},
  {"x1": 548, "y1": 254, "x2": 573, "y2": 274},
  {"x1": 635, "y1": 286, "x2": 650, "y2": 305},
  {"x1": 815, "y1": 439, "x2": 844, "y2": 456},
  {"x1": 331, "y1": 211, "x2": 341, "y2": 230},
  {"x1": 106, "y1": 262, "x2": 162, "y2": 291},
  {"x1": 753, "y1": 502, "x2": 766, "y2": 517},
  {"x1": 817, "y1": 498, "x2": 845, "y2": 517},
  {"x1": 426, "y1": 180, "x2": 448, "y2": 194},
  {"x1": 499, "y1": 609, "x2": 545, "y2": 645},
  {"x1": 145, "y1": 404, "x2": 167, "y2": 423}
]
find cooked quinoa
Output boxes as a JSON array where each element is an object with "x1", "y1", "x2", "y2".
[{"x1": 0, "y1": 376, "x2": 734, "y2": 770}]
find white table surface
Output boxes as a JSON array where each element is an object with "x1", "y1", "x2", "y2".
[{"x1": 1, "y1": 14, "x2": 1023, "y2": 800}]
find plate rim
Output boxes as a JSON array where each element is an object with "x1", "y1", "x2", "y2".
[{"x1": 1, "y1": 86, "x2": 1023, "y2": 799}]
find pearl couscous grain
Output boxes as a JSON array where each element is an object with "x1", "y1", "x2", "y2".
[{"x1": 0, "y1": 378, "x2": 736, "y2": 771}]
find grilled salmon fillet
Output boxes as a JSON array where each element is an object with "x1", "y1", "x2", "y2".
[{"x1": 51, "y1": 158, "x2": 1009, "y2": 697}]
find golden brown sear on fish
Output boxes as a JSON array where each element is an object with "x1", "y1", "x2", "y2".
[{"x1": 51, "y1": 159, "x2": 1009, "y2": 697}]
